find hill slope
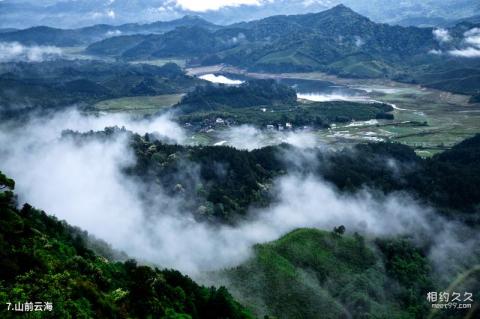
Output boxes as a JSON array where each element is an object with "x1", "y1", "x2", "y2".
[
  {"x1": 217, "y1": 228, "x2": 433, "y2": 319},
  {"x1": 0, "y1": 172, "x2": 254, "y2": 319}
]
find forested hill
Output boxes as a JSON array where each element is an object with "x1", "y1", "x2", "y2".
[
  {"x1": 0, "y1": 60, "x2": 199, "y2": 118},
  {"x1": 220, "y1": 228, "x2": 434, "y2": 319},
  {"x1": 175, "y1": 80, "x2": 298, "y2": 113},
  {"x1": 63, "y1": 129, "x2": 480, "y2": 226},
  {"x1": 0, "y1": 172, "x2": 254, "y2": 319}
]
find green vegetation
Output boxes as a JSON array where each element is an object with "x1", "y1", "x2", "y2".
[
  {"x1": 61, "y1": 127, "x2": 282, "y2": 224},
  {"x1": 94, "y1": 94, "x2": 184, "y2": 115},
  {"x1": 0, "y1": 171, "x2": 253, "y2": 319},
  {"x1": 316, "y1": 137, "x2": 480, "y2": 223},
  {"x1": 126, "y1": 132, "x2": 282, "y2": 224},
  {"x1": 220, "y1": 228, "x2": 433, "y2": 319},
  {"x1": 174, "y1": 80, "x2": 393, "y2": 128},
  {"x1": 0, "y1": 60, "x2": 198, "y2": 118},
  {"x1": 177, "y1": 101, "x2": 393, "y2": 128},
  {"x1": 1, "y1": 132, "x2": 480, "y2": 318},
  {"x1": 176, "y1": 80, "x2": 297, "y2": 113}
]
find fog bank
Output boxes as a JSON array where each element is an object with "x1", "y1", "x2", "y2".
[
  {"x1": 0, "y1": 42, "x2": 63, "y2": 62},
  {"x1": 0, "y1": 110, "x2": 475, "y2": 279},
  {"x1": 216, "y1": 125, "x2": 322, "y2": 150}
]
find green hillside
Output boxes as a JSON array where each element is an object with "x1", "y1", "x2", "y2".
[
  {"x1": 220, "y1": 228, "x2": 432, "y2": 319},
  {"x1": 0, "y1": 172, "x2": 253, "y2": 319},
  {"x1": 0, "y1": 16, "x2": 219, "y2": 47}
]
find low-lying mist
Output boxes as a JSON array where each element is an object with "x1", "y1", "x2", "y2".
[
  {"x1": 297, "y1": 92, "x2": 370, "y2": 102},
  {"x1": 215, "y1": 125, "x2": 322, "y2": 150},
  {"x1": 0, "y1": 42, "x2": 63, "y2": 62},
  {"x1": 0, "y1": 109, "x2": 476, "y2": 280},
  {"x1": 199, "y1": 73, "x2": 245, "y2": 85}
]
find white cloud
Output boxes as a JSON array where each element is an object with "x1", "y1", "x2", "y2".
[
  {"x1": 449, "y1": 47, "x2": 480, "y2": 58},
  {"x1": 0, "y1": 111, "x2": 435, "y2": 275},
  {"x1": 105, "y1": 29, "x2": 122, "y2": 37},
  {"x1": 297, "y1": 92, "x2": 370, "y2": 102},
  {"x1": 91, "y1": 9, "x2": 116, "y2": 19},
  {"x1": 464, "y1": 27, "x2": 480, "y2": 37},
  {"x1": 433, "y1": 28, "x2": 451, "y2": 43},
  {"x1": 107, "y1": 9, "x2": 116, "y2": 18},
  {"x1": 354, "y1": 36, "x2": 364, "y2": 47},
  {"x1": 0, "y1": 42, "x2": 63, "y2": 62},
  {"x1": 199, "y1": 73, "x2": 245, "y2": 85},
  {"x1": 216, "y1": 125, "x2": 321, "y2": 150},
  {"x1": 174, "y1": 0, "x2": 261, "y2": 12},
  {"x1": 447, "y1": 28, "x2": 480, "y2": 58},
  {"x1": 428, "y1": 49, "x2": 442, "y2": 55},
  {"x1": 464, "y1": 28, "x2": 480, "y2": 47}
]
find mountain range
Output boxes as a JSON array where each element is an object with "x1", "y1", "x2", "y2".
[
  {"x1": 83, "y1": 5, "x2": 480, "y2": 96},
  {"x1": 1, "y1": 0, "x2": 479, "y2": 29},
  {"x1": 1, "y1": 5, "x2": 479, "y2": 98},
  {"x1": 0, "y1": 15, "x2": 219, "y2": 46}
]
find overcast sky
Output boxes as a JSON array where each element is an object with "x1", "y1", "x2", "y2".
[
  {"x1": 174, "y1": 0, "x2": 264, "y2": 11},
  {"x1": 0, "y1": 0, "x2": 477, "y2": 29}
]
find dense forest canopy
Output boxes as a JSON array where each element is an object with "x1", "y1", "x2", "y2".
[{"x1": 176, "y1": 80, "x2": 297, "y2": 112}]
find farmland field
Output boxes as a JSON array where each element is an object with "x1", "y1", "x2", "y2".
[
  {"x1": 188, "y1": 66, "x2": 480, "y2": 156},
  {"x1": 94, "y1": 94, "x2": 184, "y2": 115}
]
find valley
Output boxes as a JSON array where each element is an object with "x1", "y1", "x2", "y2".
[{"x1": 81, "y1": 63, "x2": 479, "y2": 156}]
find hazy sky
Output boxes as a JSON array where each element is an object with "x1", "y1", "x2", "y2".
[
  {"x1": 174, "y1": 0, "x2": 264, "y2": 11},
  {"x1": 0, "y1": 0, "x2": 478, "y2": 29}
]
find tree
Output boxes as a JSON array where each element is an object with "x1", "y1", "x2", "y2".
[
  {"x1": 333, "y1": 225, "x2": 346, "y2": 236},
  {"x1": 0, "y1": 171, "x2": 14, "y2": 190}
]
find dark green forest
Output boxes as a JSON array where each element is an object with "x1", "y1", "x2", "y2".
[
  {"x1": 176, "y1": 80, "x2": 297, "y2": 112},
  {"x1": 130, "y1": 132, "x2": 480, "y2": 225},
  {"x1": 0, "y1": 60, "x2": 199, "y2": 117},
  {"x1": 219, "y1": 228, "x2": 478, "y2": 319},
  {"x1": 173, "y1": 79, "x2": 394, "y2": 128},
  {"x1": 221, "y1": 229, "x2": 433, "y2": 319}
]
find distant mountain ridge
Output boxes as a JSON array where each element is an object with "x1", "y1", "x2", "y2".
[
  {"x1": 86, "y1": 5, "x2": 437, "y2": 72},
  {"x1": 1, "y1": 0, "x2": 478, "y2": 29},
  {"x1": 0, "y1": 15, "x2": 219, "y2": 46}
]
